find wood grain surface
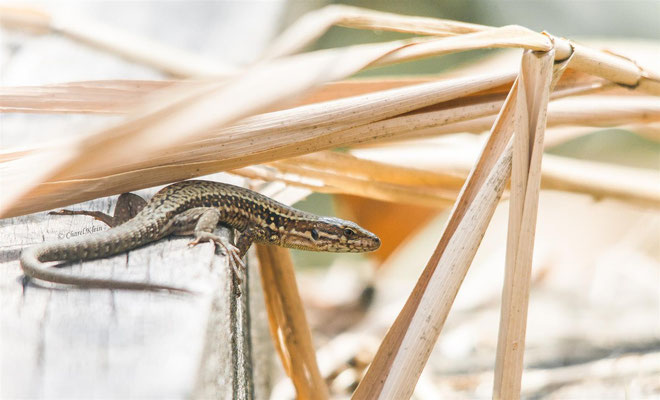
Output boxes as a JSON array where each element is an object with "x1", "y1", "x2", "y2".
[{"x1": 0, "y1": 186, "x2": 274, "y2": 399}]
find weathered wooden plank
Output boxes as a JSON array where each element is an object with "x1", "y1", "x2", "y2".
[
  {"x1": 0, "y1": 183, "x2": 272, "y2": 399},
  {"x1": 1, "y1": 3, "x2": 285, "y2": 398}
]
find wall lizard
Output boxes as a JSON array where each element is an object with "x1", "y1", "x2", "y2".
[{"x1": 20, "y1": 180, "x2": 381, "y2": 293}]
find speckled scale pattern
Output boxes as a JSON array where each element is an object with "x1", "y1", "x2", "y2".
[{"x1": 144, "y1": 180, "x2": 313, "y2": 235}]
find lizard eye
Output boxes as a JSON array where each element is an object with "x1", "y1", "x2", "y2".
[
  {"x1": 343, "y1": 228, "x2": 355, "y2": 238},
  {"x1": 311, "y1": 229, "x2": 320, "y2": 241}
]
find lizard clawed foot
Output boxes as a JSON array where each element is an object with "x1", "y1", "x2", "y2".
[{"x1": 188, "y1": 232, "x2": 246, "y2": 291}]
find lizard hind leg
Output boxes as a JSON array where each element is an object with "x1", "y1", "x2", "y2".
[{"x1": 48, "y1": 192, "x2": 147, "y2": 227}]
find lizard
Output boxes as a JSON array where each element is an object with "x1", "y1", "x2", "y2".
[{"x1": 20, "y1": 180, "x2": 381, "y2": 293}]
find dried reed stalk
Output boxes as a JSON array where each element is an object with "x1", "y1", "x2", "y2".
[
  {"x1": 263, "y1": 5, "x2": 488, "y2": 60},
  {"x1": 1, "y1": 5, "x2": 657, "y2": 219},
  {"x1": 0, "y1": 80, "x2": 179, "y2": 114},
  {"x1": 493, "y1": 49, "x2": 555, "y2": 399},
  {"x1": 284, "y1": 151, "x2": 464, "y2": 187},
  {"x1": 1, "y1": 76, "x2": 656, "y2": 213},
  {"x1": 0, "y1": 72, "x2": 515, "y2": 217},
  {"x1": 4, "y1": 79, "x2": 654, "y2": 217},
  {"x1": 350, "y1": 142, "x2": 660, "y2": 208},
  {"x1": 0, "y1": 68, "x2": 633, "y2": 115},
  {"x1": 369, "y1": 95, "x2": 660, "y2": 145},
  {"x1": 265, "y1": 5, "x2": 660, "y2": 94},
  {"x1": 256, "y1": 243, "x2": 329, "y2": 399},
  {"x1": 1, "y1": 5, "x2": 658, "y2": 219},
  {"x1": 0, "y1": 79, "x2": 436, "y2": 114},
  {"x1": 352, "y1": 50, "x2": 571, "y2": 399},
  {"x1": 237, "y1": 149, "x2": 660, "y2": 209},
  {"x1": 233, "y1": 164, "x2": 457, "y2": 208}
]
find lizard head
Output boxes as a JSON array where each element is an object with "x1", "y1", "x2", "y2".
[{"x1": 279, "y1": 217, "x2": 380, "y2": 253}]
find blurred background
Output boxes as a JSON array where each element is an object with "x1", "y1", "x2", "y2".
[{"x1": 2, "y1": 1, "x2": 658, "y2": 398}]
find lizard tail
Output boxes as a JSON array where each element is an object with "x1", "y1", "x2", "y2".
[{"x1": 19, "y1": 241, "x2": 191, "y2": 293}]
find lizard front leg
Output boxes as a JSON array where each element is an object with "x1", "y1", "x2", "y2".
[{"x1": 172, "y1": 208, "x2": 248, "y2": 289}]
